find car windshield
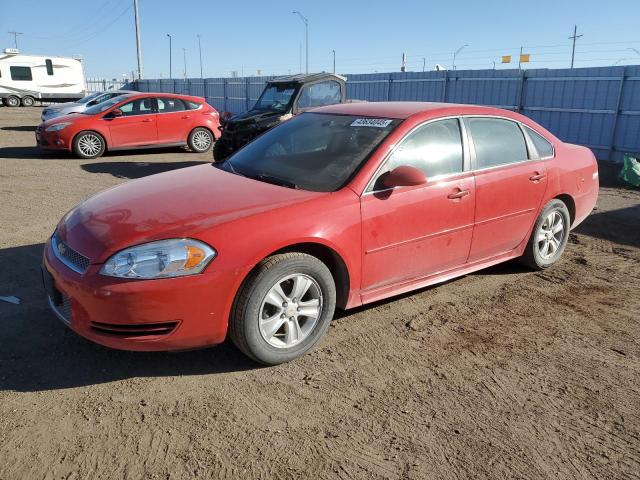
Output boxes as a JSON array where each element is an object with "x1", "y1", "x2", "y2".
[
  {"x1": 82, "y1": 96, "x2": 127, "y2": 115},
  {"x1": 253, "y1": 84, "x2": 297, "y2": 112},
  {"x1": 77, "y1": 92, "x2": 101, "y2": 104},
  {"x1": 216, "y1": 113, "x2": 400, "y2": 192}
]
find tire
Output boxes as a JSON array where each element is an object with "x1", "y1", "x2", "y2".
[
  {"x1": 21, "y1": 96, "x2": 35, "y2": 107},
  {"x1": 519, "y1": 199, "x2": 571, "y2": 270},
  {"x1": 188, "y1": 127, "x2": 214, "y2": 153},
  {"x1": 5, "y1": 96, "x2": 20, "y2": 107},
  {"x1": 229, "y1": 252, "x2": 336, "y2": 365},
  {"x1": 72, "y1": 131, "x2": 106, "y2": 159},
  {"x1": 212, "y1": 138, "x2": 229, "y2": 162}
]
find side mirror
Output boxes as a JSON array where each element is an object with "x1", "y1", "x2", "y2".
[
  {"x1": 111, "y1": 109, "x2": 123, "y2": 117},
  {"x1": 87, "y1": 100, "x2": 97, "y2": 107},
  {"x1": 382, "y1": 165, "x2": 427, "y2": 188}
]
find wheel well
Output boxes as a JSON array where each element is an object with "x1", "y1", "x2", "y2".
[
  {"x1": 269, "y1": 243, "x2": 351, "y2": 309},
  {"x1": 554, "y1": 194, "x2": 576, "y2": 225}
]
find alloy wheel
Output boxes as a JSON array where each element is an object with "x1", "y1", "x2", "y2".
[
  {"x1": 258, "y1": 274, "x2": 323, "y2": 348},
  {"x1": 192, "y1": 130, "x2": 212, "y2": 151},
  {"x1": 78, "y1": 134, "x2": 102, "y2": 157},
  {"x1": 536, "y1": 210, "x2": 565, "y2": 259}
]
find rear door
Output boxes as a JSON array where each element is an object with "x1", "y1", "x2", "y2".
[
  {"x1": 156, "y1": 97, "x2": 194, "y2": 143},
  {"x1": 106, "y1": 97, "x2": 158, "y2": 147},
  {"x1": 360, "y1": 118, "x2": 475, "y2": 294},
  {"x1": 465, "y1": 116, "x2": 548, "y2": 262}
]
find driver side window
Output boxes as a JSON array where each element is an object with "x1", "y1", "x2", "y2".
[
  {"x1": 371, "y1": 118, "x2": 463, "y2": 191},
  {"x1": 297, "y1": 81, "x2": 341, "y2": 110}
]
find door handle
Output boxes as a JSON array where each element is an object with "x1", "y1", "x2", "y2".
[
  {"x1": 529, "y1": 172, "x2": 546, "y2": 182},
  {"x1": 181, "y1": 115, "x2": 191, "y2": 119},
  {"x1": 447, "y1": 189, "x2": 470, "y2": 200},
  {"x1": 141, "y1": 118, "x2": 154, "y2": 123}
]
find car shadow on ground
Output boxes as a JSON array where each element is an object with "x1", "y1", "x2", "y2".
[
  {"x1": 0, "y1": 243, "x2": 258, "y2": 393},
  {"x1": 82, "y1": 160, "x2": 208, "y2": 179},
  {"x1": 1, "y1": 125, "x2": 37, "y2": 132},
  {"x1": 574, "y1": 205, "x2": 640, "y2": 249},
  {"x1": 0, "y1": 146, "x2": 69, "y2": 159}
]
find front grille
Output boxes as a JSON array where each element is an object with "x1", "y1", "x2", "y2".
[
  {"x1": 90, "y1": 321, "x2": 179, "y2": 337},
  {"x1": 52, "y1": 233, "x2": 90, "y2": 274},
  {"x1": 49, "y1": 294, "x2": 72, "y2": 326}
]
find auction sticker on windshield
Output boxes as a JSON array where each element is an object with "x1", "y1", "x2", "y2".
[{"x1": 350, "y1": 118, "x2": 394, "y2": 128}]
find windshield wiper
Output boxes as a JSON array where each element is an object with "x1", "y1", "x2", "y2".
[{"x1": 254, "y1": 173, "x2": 299, "y2": 189}]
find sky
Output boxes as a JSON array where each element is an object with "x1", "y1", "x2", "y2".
[{"x1": 2, "y1": 0, "x2": 640, "y2": 80}]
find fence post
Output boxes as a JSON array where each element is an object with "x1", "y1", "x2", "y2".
[
  {"x1": 245, "y1": 77, "x2": 251, "y2": 111},
  {"x1": 387, "y1": 76, "x2": 392, "y2": 101},
  {"x1": 516, "y1": 70, "x2": 526, "y2": 112},
  {"x1": 223, "y1": 78, "x2": 228, "y2": 113},
  {"x1": 442, "y1": 70, "x2": 448, "y2": 102},
  {"x1": 608, "y1": 67, "x2": 626, "y2": 162}
]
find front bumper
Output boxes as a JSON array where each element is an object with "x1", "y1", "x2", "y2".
[
  {"x1": 35, "y1": 129, "x2": 69, "y2": 150},
  {"x1": 42, "y1": 238, "x2": 236, "y2": 351}
]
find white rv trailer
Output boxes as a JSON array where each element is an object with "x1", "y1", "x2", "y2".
[{"x1": 0, "y1": 48, "x2": 86, "y2": 107}]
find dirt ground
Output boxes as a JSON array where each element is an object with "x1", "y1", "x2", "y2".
[{"x1": 0, "y1": 106, "x2": 639, "y2": 480}]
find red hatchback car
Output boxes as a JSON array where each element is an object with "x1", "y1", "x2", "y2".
[
  {"x1": 42, "y1": 102, "x2": 598, "y2": 364},
  {"x1": 36, "y1": 92, "x2": 220, "y2": 158}
]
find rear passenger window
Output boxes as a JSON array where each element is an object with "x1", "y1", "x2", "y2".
[
  {"x1": 385, "y1": 119, "x2": 464, "y2": 178},
  {"x1": 467, "y1": 118, "x2": 528, "y2": 169},
  {"x1": 525, "y1": 126, "x2": 554, "y2": 158},
  {"x1": 10, "y1": 66, "x2": 32, "y2": 81},
  {"x1": 157, "y1": 98, "x2": 186, "y2": 112},
  {"x1": 46, "y1": 59, "x2": 54, "y2": 76}
]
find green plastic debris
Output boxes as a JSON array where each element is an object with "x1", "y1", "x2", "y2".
[{"x1": 618, "y1": 154, "x2": 640, "y2": 188}]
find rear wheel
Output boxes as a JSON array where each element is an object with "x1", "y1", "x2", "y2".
[
  {"x1": 188, "y1": 127, "x2": 214, "y2": 153},
  {"x1": 229, "y1": 252, "x2": 336, "y2": 365},
  {"x1": 520, "y1": 199, "x2": 570, "y2": 270},
  {"x1": 73, "y1": 131, "x2": 106, "y2": 159},
  {"x1": 5, "y1": 96, "x2": 20, "y2": 107},
  {"x1": 21, "y1": 96, "x2": 35, "y2": 107}
]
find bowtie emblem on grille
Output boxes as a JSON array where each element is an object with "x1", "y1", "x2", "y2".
[{"x1": 58, "y1": 242, "x2": 67, "y2": 256}]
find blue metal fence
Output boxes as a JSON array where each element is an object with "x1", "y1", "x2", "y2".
[{"x1": 132, "y1": 65, "x2": 640, "y2": 162}]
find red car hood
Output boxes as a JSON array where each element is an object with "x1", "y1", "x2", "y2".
[{"x1": 58, "y1": 164, "x2": 324, "y2": 262}]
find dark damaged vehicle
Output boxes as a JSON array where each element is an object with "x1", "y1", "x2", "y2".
[{"x1": 213, "y1": 73, "x2": 347, "y2": 161}]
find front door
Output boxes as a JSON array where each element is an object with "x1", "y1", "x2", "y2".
[
  {"x1": 464, "y1": 117, "x2": 548, "y2": 262},
  {"x1": 106, "y1": 97, "x2": 157, "y2": 147},
  {"x1": 361, "y1": 118, "x2": 475, "y2": 293}
]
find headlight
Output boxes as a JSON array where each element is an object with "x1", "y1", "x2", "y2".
[
  {"x1": 100, "y1": 238, "x2": 216, "y2": 279},
  {"x1": 45, "y1": 122, "x2": 71, "y2": 132}
]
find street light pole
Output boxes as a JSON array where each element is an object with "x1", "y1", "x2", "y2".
[
  {"x1": 166, "y1": 34, "x2": 172, "y2": 79},
  {"x1": 197, "y1": 34, "x2": 203, "y2": 78},
  {"x1": 182, "y1": 48, "x2": 187, "y2": 79},
  {"x1": 292, "y1": 11, "x2": 309, "y2": 74},
  {"x1": 452, "y1": 44, "x2": 468, "y2": 70},
  {"x1": 133, "y1": 0, "x2": 143, "y2": 79},
  {"x1": 332, "y1": 49, "x2": 336, "y2": 74}
]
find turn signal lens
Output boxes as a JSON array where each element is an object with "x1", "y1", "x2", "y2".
[{"x1": 185, "y1": 245, "x2": 206, "y2": 268}]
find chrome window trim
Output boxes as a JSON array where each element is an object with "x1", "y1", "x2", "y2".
[
  {"x1": 51, "y1": 234, "x2": 88, "y2": 275},
  {"x1": 363, "y1": 115, "x2": 469, "y2": 195}
]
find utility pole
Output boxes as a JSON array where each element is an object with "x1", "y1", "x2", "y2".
[
  {"x1": 422, "y1": 57, "x2": 426, "y2": 72},
  {"x1": 182, "y1": 48, "x2": 187, "y2": 79},
  {"x1": 133, "y1": 0, "x2": 143, "y2": 79},
  {"x1": 332, "y1": 49, "x2": 336, "y2": 74},
  {"x1": 569, "y1": 25, "x2": 583, "y2": 69},
  {"x1": 166, "y1": 34, "x2": 172, "y2": 79},
  {"x1": 292, "y1": 11, "x2": 309, "y2": 74},
  {"x1": 401, "y1": 52, "x2": 407, "y2": 72},
  {"x1": 518, "y1": 46, "x2": 523, "y2": 70},
  {"x1": 8, "y1": 31, "x2": 23, "y2": 49},
  {"x1": 197, "y1": 34, "x2": 203, "y2": 78}
]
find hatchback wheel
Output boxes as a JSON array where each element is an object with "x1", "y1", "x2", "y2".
[
  {"x1": 73, "y1": 131, "x2": 106, "y2": 159},
  {"x1": 5, "y1": 96, "x2": 20, "y2": 107},
  {"x1": 520, "y1": 199, "x2": 570, "y2": 269},
  {"x1": 229, "y1": 252, "x2": 336, "y2": 365},
  {"x1": 21, "y1": 96, "x2": 35, "y2": 107},
  {"x1": 188, "y1": 127, "x2": 213, "y2": 153}
]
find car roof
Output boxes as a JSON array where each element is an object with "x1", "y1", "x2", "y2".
[
  {"x1": 312, "y1": 101, "x2": 520, "y2": 120},
  {"x1": 111, "y1": 91, "x2": 205, "y2": 102},
  {"x1": 268, "y1": 72, "x2": 346, "y2": 84}
]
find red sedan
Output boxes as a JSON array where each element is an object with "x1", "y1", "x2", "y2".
[
  {"x1": 42, "y1": 102, "x2": 599, "y2": 364},
  {"x1": 36, "y1": 92, "x2": 220, "y2": 158}
]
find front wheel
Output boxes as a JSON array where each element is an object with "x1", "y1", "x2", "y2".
[
  {"x1": 229, "y1": 252, "x2": 336, "y2": 365},
  {"x1": 73, "y1": 131, "x2": 106, "y2": 159},
  {"x1": 520, "y1": 199, "x2": 571, "y2": 270},
  {"x1": 188, "y1": 127, "x2": 214, "y2": 153}
]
